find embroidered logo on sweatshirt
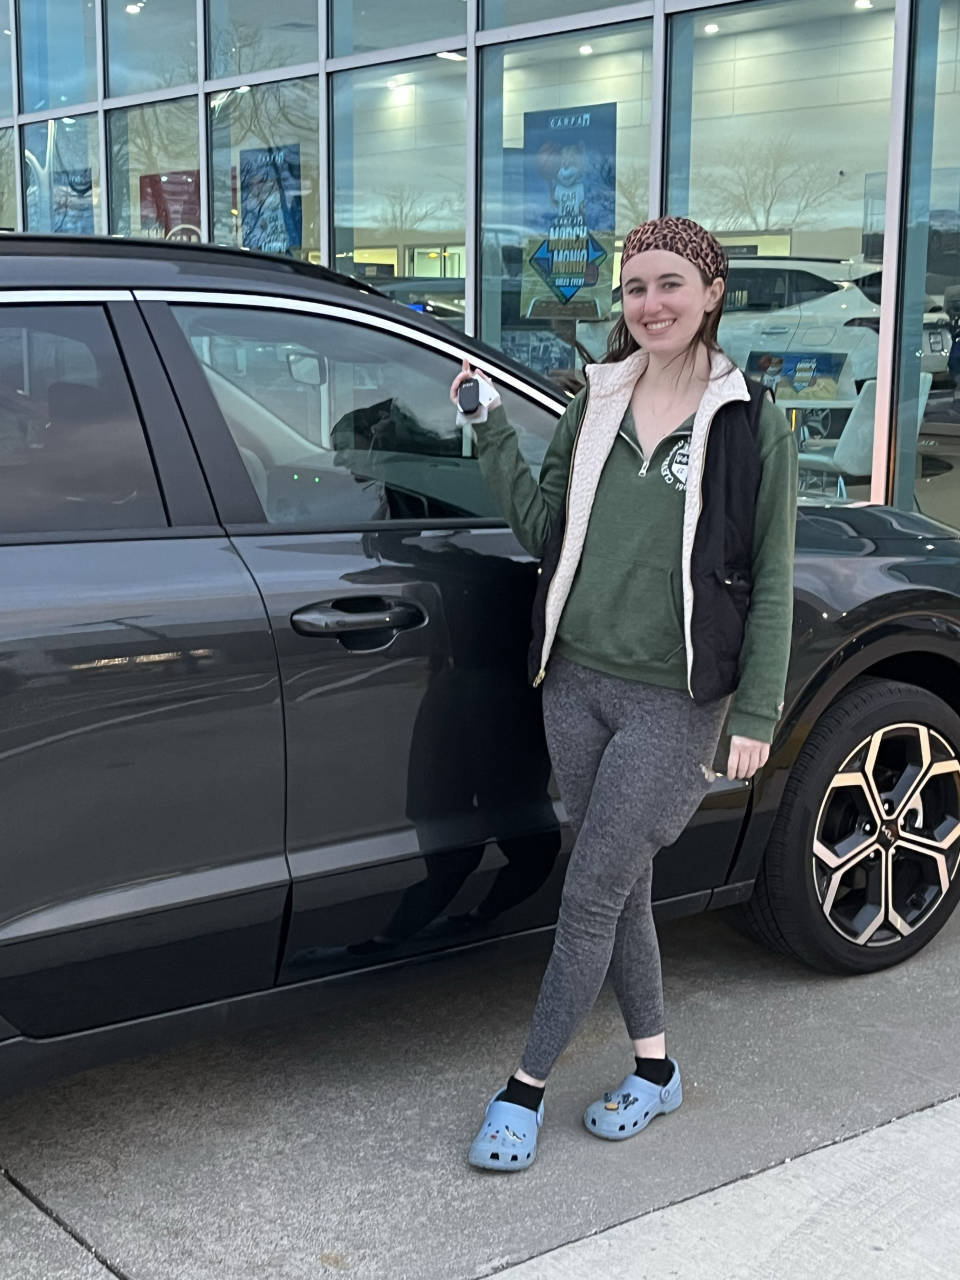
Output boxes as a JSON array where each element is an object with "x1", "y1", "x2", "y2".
[{"x1": 661, "y1": 440, "x2": 689, "y2": 490}]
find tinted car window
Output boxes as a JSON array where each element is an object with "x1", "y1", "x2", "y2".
[
  {"x1": 0, "y1": 306, "x2": 166, "y2": 534},
  {"x1": 724, "y1": 268, "x2": 789, "y2": 313},
  {"x1": 171, "y1": 305, "x2": 559, "y2": 524},
  {"x1": 856, "y1": 272, "x2": 883, "y2": 306},
  {"x1": 789, "y1": 271, "x2": 842, "y2": 305}
]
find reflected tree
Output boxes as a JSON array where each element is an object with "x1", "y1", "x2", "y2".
[
  {"x1": 207, "y1": 19, "x2": 311, "y2": 79},
  {"x1": 376, "y1": 183, "x2": 465, "y2": 235},
  {"x1": 23, "y1": 120, "x2": 97, "y2": 234},
  {"x1": 377, "y1": 185, "x2": 449, "y2": 233},
  {"x1": 0, "y1": 131, "x2": 16, "y2": 231},
  {"x1": 702, "y1": 133, "x2": 842, "y2": 232},
  {"x1": 209, "y1": 79, "x2": 319, "y2": 256},
  {"x1": 108, "y1": 99, "x2": 200, "y2": 238},
  {"x1": 615, "y1": 164, "x2": 650, "y2": 233}
]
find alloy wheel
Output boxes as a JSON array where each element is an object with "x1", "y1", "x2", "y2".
[{"x1": 812, "y1": 723, "x2": 960, "y2": 946}]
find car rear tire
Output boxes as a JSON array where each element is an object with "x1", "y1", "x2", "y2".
[{"x1": 737, "y1": 678, "x2": 960, "y2": 973}]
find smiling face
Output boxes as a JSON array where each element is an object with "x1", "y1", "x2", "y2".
[{"x1": 620, "y1": 249, "x2": 725, "y2": 359}]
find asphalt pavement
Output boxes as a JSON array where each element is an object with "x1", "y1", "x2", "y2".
[{"x1": 2, "y1": 905, "x2": 960, "y2": 1280}]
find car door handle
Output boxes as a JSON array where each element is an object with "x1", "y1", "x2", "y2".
[
  {"x1": 290, "y1": 598, "x2": 425, "y2": 636},
  {"x1": 760, "y1": 326, "x2": 791, "y2": 334}
]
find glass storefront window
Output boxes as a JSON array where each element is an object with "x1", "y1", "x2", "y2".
[
  {"x1": 207, "y1": 0, "x2": 319, "y2": 81},
  {"x1": 105, "y1": 0, "x2": 197, "y2": 97},
  {"x1": 209, "y1": 77, "x2": 320, "y2": 260},
  {"x1": 0, "y1": 129, "x2": 16, "y2": 232},
  {"x1": 331, "y1": 1, "x2": 466, "y2": 58},
  {"x1": 895, "y1": 0, "x2": 960, "y2": 525},
  {"x1": 480, "y1": 23, "x2": 653, "y2": 387},
  {"x1": 23, "y1": 115, "x2": 101, "y2": 234},
  {"x1": 333, "y1": 56, "x2": 468, "y2": 328},
  {"x1": 19, "y1": 0, "x2": 97, "y2": 113},
  {"x1": 482, "y1": 0, "x2": 618, "y2": 29},
  {"x1": 107, "y1": 97, "x2": 201, "y2": 241},
  {"x1": 666, "y1": 0, "x2": 896, "y2": 504}
]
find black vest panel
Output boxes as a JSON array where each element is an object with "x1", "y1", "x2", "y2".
[{"x1": 688, "y1": 378, "x2": 766, "y2": 702}]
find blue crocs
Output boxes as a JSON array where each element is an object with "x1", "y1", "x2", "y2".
[
  {"x1": 583, "y1": 1058, "x2": 682, "y2": 1140},
  {"x1": 469, "y1": 1092, "x2": 544, "y2": 1172}
]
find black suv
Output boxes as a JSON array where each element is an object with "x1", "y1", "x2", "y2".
[{"x1": 2, "y1": 237, "x2": 959, "y2": 1096}]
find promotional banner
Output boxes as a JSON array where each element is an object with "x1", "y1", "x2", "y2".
[
  {"x1": 24, "y1": 167, "x2": 96, "y2": 235},
  {"x1": 50, "y1": 169, "x2": 95, "y2": 234},
  {"x1": 746, "y1": 350, "x2": 850, "y2": 401},
  {"x1": 139, "y1": 171, "x2": 201, "y2": 240},
  {"x1": 240, "y1": 143, "x2": 303, "y2": 255},
  {"x1": 520, "y1": 103, "x2": 617, "y2": 321}
]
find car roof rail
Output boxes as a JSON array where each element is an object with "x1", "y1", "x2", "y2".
[{"x1": 0, "y1": 233, "x2": 385, "y2": 298}]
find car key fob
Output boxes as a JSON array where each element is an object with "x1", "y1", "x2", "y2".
[{"x1": 458, "y1": 378, "x2": 481, "y2": 415}]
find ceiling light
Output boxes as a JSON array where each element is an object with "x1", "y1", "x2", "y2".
[
  {"x1": 125, "y1": 3, "x2": 139, "y2": 11},
  {"x1": 436, "y1": 51, "x2": 466, "y2": 60},
  {"x1": 704, "y1": 22, "x2": 719, "y2": 33},
  {"x1": 579, "y1": 44, "x2": 593, "y2": 55},
  {"x1": 62, "y1": 117, "x2": 76, "y2": 124},
  {"x1": 854, "y1": 0, "x2": 873, "y2": 7},
  {"x1": 387, "y1": 78, "x2": 398, "y2": 89},
  {"x1": 2, "y1": 28, "x2": 10, "y2": 35},
  {"x1": 236, "y1": 84, "x2": 251, "y2": 92}
]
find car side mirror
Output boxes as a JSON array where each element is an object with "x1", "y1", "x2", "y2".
[{"x1": 287, "y1": 353, "x2": 326, "y2": 386}]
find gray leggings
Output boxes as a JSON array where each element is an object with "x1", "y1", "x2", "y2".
[{"x1": 521, "y1": 657, "x2": 730, "y2": 1081}]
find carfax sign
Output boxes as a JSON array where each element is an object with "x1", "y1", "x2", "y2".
[
  {"x1": 520, "y1": 103, "x2": 617, "y2": 320},
  {"x1": 239, "y1": 143, "x2": 303, "y2": 255}
]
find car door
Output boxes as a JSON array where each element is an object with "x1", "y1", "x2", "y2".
[
  {"x1": 787, "y1": 269, "x2": 848, "y2": 354},
  {"x1": 0, "y1": 295, "x2": 287, "y2": 1037},
  {"x1": 140, "y1": 293, "x2": 568, "y2": 980}
]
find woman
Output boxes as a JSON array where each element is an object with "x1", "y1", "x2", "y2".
[{"x1": 451, "y1": 217, "x2": 798, "y2": 1172}]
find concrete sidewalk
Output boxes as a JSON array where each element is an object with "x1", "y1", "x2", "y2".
[
  {"x1": 499, "y1": 1094, "x2": 960, "y2": 1279},
  {"x1": 3, "y1": 909, "x2": 960, "y2": 1280}
]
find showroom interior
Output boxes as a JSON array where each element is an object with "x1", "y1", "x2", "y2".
[{"x1": 0, "y1": 0, "x2": 958, "y2": 523}]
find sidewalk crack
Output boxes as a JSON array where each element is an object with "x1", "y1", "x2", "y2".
[{"x1": 1, "y1": 1166, "x2": 132, "y2": 1280}]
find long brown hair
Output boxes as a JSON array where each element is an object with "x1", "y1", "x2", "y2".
[{"x1": 604, "y1": 265, "x2": 727, "y2": 369}]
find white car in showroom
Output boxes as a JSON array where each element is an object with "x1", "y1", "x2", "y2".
[{"x1": 718, "y1": 257, "x2": 953, "y2": 384}]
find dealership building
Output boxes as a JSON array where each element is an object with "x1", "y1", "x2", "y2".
[{"x1": 0, "y1": 0, "x2": 958, "y2": 518}]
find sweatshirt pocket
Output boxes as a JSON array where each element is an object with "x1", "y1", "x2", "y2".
[{"x1": 558, "y1": 553, "x2": 685, "y2": 668}]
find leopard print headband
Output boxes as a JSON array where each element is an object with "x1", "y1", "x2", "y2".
[{"x1": 621, "y1": 217, "x2": 728, "y2": 282}]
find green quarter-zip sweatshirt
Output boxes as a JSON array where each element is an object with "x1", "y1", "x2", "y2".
[{"x1": 476, "y1": 388, "x2": 798, "y2": 744}]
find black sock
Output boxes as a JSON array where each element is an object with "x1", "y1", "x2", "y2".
[
  {"x1": 634, "y1": 1056, "x2": 674, "y2": 1087},
  {"x1": 499, "y1": 1076, "x2": 545, "y2": 1112}
]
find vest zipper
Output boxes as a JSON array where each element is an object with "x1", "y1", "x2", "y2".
[{"x1": 534, "y1": 381, "x2": 591, "y2": 688}]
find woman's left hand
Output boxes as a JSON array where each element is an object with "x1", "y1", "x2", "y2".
[{"x1": 726, "y1": 735, "x2": 770, "y2": 780}]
